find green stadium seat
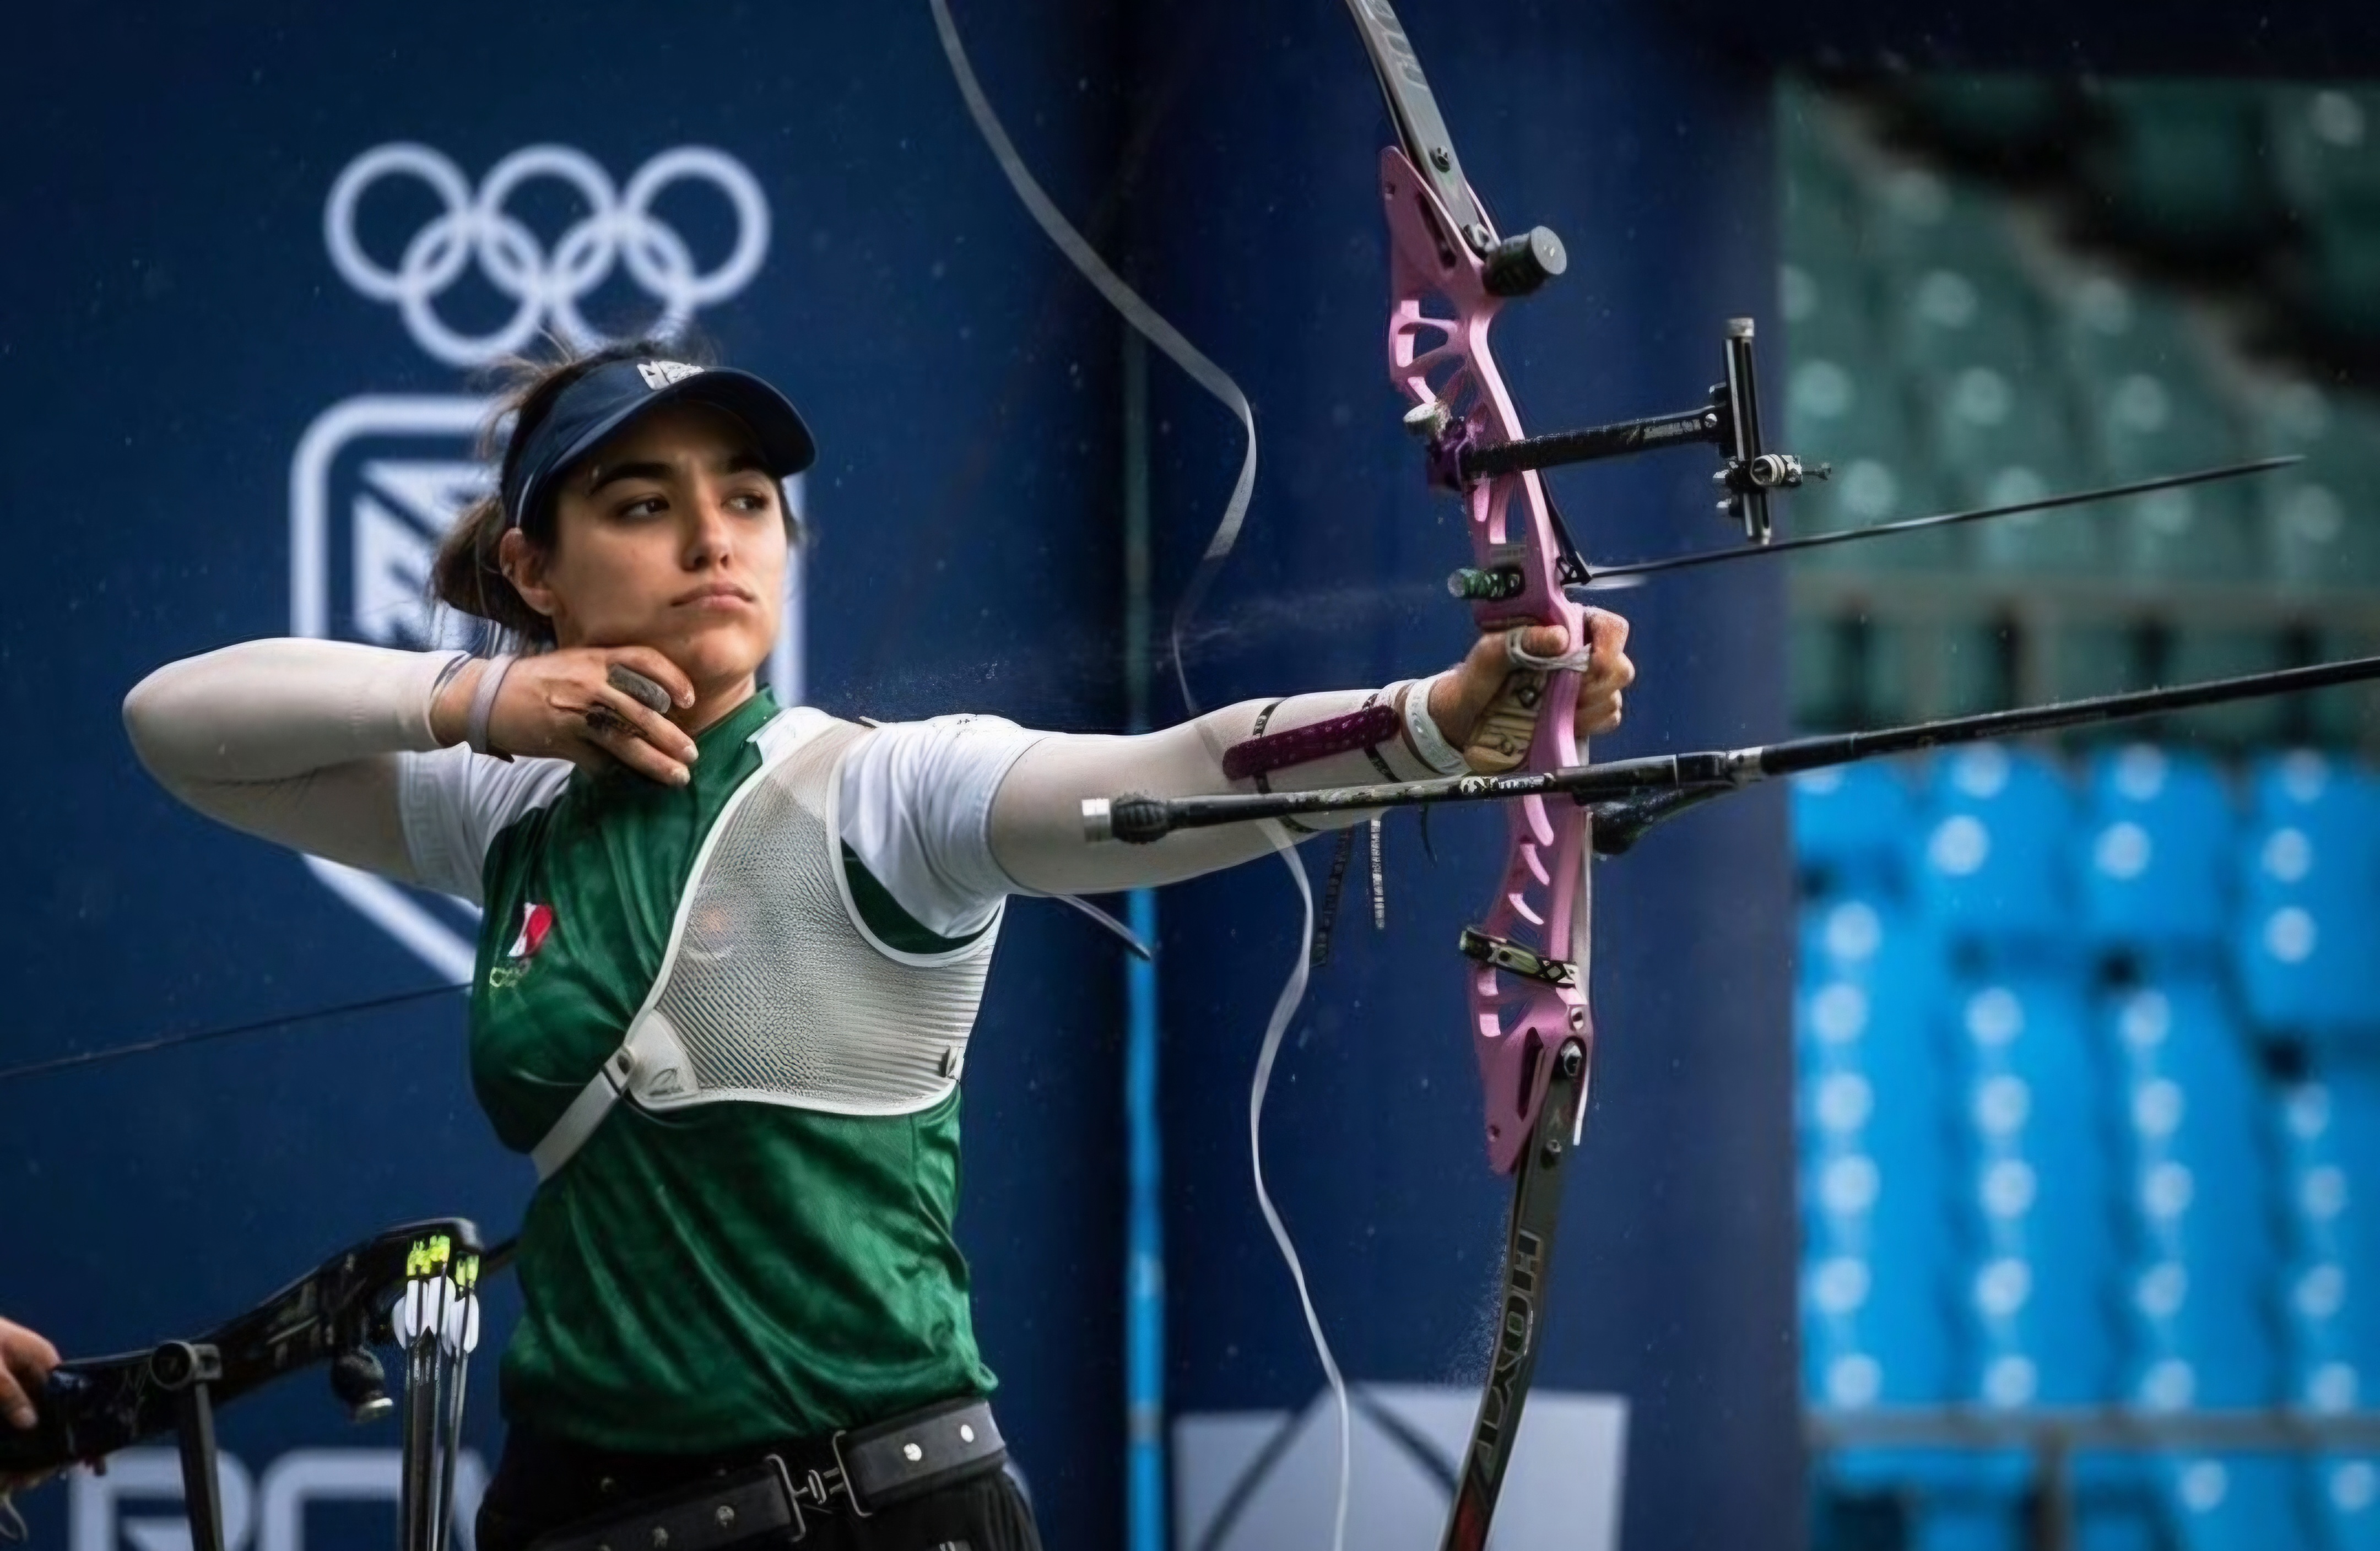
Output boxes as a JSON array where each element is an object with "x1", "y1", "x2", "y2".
[
  {"x1": 1891, "y1": 262, "x2": 2046, "y2": 378},
  {"x1": 2271, "y1": 89, "x2": 2380, "y2": 217},
  {"x1": 2090, "y1": 365, "x2": 2244, "y2": 478},
  {"x1": 2115, "y1": 482, "x2": 2263, "y2": 584},
  {"x1": 2048, "y1": 275, "x2": 2220, "y2": 398},
  {"x1": 1928, "y1": 368, "x2": 2102, "y2": 573},
  {"x1": 2248, "y1": 389, "x2": 2380, "y2": 589},
  {"x1": 2262, "y1": 462, "x2": 2380, "y2": 590},
  {"x1": 2080, "y1": 367, "x2": 2261, "y2": 583},
  {"x1": 2244, "y1": 378, "x2": 2350, "y2": 463},
  {"x1": 2081, "y1": 82, "x2": 2281, "y2": 257},
  {"x1": 1896, "y1": 76, "x2": 2078, "y2": 161},
  {"x1": 2291, "y1": 209, "x2": 2380, "y2": 341},
  {"x1": 1782, "y1": 260, "x2": 1883, "y2": 370},
  {"x1": 1859, "y1": 167, "x2": 2024, "y2": 279},
  {"x1": 1784, "y1": 355, "x2": 1957, "y2": 568}
]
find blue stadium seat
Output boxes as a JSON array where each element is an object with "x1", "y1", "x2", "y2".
[
  {"x1": 2313, "y1": 1454, "x2": 2380, "y2": 1551},
  {"x1": 2080, "y1": 746, "x2": 2238, "y2": 958},
  {"x1": 1803, "y1": 1244, "x2": 1956, "y2": 1409},
  {"x1": 1793, "y1": 763, "x2": 1920, "y2": 896},
  {"x1": 1913, "y1": 746, "x2": 2080, "y2": 953},
  {"x1": 2156, "y1": 1456, "x2": 2316, "y2": 1551},
  {"x1": 2275, "y1": 1076, "x2": 2380, "y2": 1414},
  {"x1": 1949, "y1": 974, "x2": 2119, "y2": 1407},
  {"x1": 2242, "y1": 815, "x2": 2380, "y2": 917},
  {"x1": 2106, "y1": 981, "x2": 2283, "y2": 1409},
  {"x1": 2233, "y1": 758, "x2": 2380, "y2": 1040},
  {"x1": 2231, "y1": 894, "x2": 2380, "y2": 1044},
  {"x1": 2246, "y1": 751, "x2": 2380, "y2": 881}
]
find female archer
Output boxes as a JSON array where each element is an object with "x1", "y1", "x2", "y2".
[{"x1": 110, "y1": 338, "x2": 1633, "y2": 1550}]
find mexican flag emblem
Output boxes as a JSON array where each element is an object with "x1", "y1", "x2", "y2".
[{"x1": 509, "y1": 902, "x2": 556, "y2": 961}]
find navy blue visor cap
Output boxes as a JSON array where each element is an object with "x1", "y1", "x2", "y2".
[{"x1": 501, "y1": 357, "x2": 817, "y2": 529}]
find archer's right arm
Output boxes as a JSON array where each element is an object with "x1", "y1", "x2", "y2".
[
  {"x1": 122, "y1": 639, "x2": 683, "y2": 900},
  {"x1": 122, "y1": 640, "x2": 466, "y2": 884}
]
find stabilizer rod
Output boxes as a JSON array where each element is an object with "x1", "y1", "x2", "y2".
[{"x1": 1084, "y1": 653, "x2": 2380, "y2": 843}]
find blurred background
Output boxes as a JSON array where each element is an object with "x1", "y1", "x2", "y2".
[
  {"x1": 1782, "y1": 75, "x2": 2380, "y2": 1551},
  {"x1": 9, "y1": 2, "x2": 2380, "y2": 1550}
]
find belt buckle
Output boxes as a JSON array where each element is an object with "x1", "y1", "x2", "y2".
[
  {"x1": 825, "y1": 1431, "x2": 872, "y2": 1520},
  {"x1": 758, "y1": 1454, "x2": 807, "y2": 1543}
]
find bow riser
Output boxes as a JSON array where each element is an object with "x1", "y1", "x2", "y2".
[{"x1": 1382, "y1": 146, "x2": 1593, "y2": 1175}]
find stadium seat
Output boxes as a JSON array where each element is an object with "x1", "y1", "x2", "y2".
[
  {"x1": 1950, "y1": 974, "x2": 2119, "y2": 1407},
  {"x1": 2293, "y1": 211, "x2": 2380, "y2": 345},
  {"x1": 2312, "y1": 1453, "x2": 2380, "y2": 1551},
  {"x1": 2234, "y1": 755, "x2": 2380, "y2": 1041},
  {"x1": 1893, "y1": 262, "x2": 2047, "y2": 380},
  {"x1": 2107, "y1": 981, "x2": 2282, "y2": 1408},
  {"x1": 2080, "y1": 82, "x2": 2282, "y2": 258},
  {"x1": 1912, "y1": 745, "x2": 2079, "y2": 950},
  {"x1": 1793, "y1": 763, "x2": 1919, "y2": 894},
  {"x1": 1859, "y1": 166, "x2": 2025, "y2": 282},
  {"x1": 2270, "y1": 89, "x2": 2380, "y2": 217},
  {"x1": 2274, "y1": 1076, "x2": 2380, "y2": 1414},
  {"x1": 2079, "y1": 746, "x2": 2237, "y2": 957},
  {"x1": 2155, "y1": 1455, "x2": 2316, "y2": 1551},
  {"x1": 2049, "y1": 272, "x2": 2217, "y2": 390},
  {"x1": 2257, "y1": 442, "x2": 2380, "y2": 595},
  {"x1": 2246, "y1": 750, "x2": 2380, "y2": 854},
  {"x1": 1786, "y1": 361, "x2": 1954, "y2": 565},
  {"x1": 2231, "y1": 893, "x2": 2380, "y2": 1044},
  {"x1": 2081, "y1": 364, "x2": 2261, "y2": 584},
  {"x1": 1803, "y1": 1243, "x2": 1957, "y2": 1409}
]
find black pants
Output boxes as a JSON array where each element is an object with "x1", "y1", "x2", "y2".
[{"x1": 475, "y1": 1421, "x2": 1044, "y2": 1551}]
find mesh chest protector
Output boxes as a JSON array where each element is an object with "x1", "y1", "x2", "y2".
[{"x1": 530, "y1": 711, "x2": 1002, "y2": 1181}]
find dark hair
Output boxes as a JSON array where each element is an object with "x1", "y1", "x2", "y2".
[{"x1": 430, "y1": 334, "x2": 802, "y2": 649}]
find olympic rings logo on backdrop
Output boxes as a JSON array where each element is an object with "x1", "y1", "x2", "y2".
[{"x1": 324, "y1": 143, "x2": 770, "y2": 367}]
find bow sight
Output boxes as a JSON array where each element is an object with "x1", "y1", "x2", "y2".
[{"x1": 1422, "y1": 315, "x2": 1826, "y2": 594}]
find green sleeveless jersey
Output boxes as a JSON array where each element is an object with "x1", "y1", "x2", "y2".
[{"x1": 468, "y1": 689, "x2": 997, "y2": 1452}]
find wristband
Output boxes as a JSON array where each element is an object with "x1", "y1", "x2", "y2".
[
  {"x1": 1402, "y1": 673, "x2": 1469, "y2": 775},
  {"x1": 428, "y1": 649, "x2": 473, "y2": 701},
  {"x1": 466, "y1": 655, "x2": 517, "y2": 762}
]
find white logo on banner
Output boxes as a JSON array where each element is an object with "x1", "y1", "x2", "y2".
[
  {"x1": 1172, "y1": 1385, "x2": 1627, "y2": 1551},
  {"x1": 323, "y1": 144, "x2": 768, "y2": 368},
  {"x1": 69, "y1": 1447, "x2": 486, "y2": 1551},
  {"x1": 293, "y1": 143, "x2": 805, "y2": 979}
]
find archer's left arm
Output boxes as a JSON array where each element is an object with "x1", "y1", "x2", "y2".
[{"x1": 987, "y1": 611, "x2": 1632, "y2": 897}]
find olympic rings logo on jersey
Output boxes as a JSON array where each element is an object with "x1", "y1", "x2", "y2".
[{"x1": 324, "y1": 143, "x2": 770, "y2": 367}]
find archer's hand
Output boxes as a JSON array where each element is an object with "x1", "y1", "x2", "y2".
[
  {"x1": 433, "y1": 648, "x2": 702, "y2": 786},
  {"x1": 0, "y1": 1317, "x2": 57, "y2": 1433},
  {"x1": 1427, "y1": 610, "x2": 1634, "y2": 768}
]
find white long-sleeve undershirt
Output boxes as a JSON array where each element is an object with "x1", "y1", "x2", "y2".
[{"x1": 122, "y1": 639, "x2": 1448, "y2": 938}]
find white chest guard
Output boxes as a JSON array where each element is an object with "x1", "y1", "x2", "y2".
[{"x1": 531, "y1": 709, "x2": 1003, "y2": 1181}]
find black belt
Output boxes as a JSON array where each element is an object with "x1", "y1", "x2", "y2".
[{"x1": 527, "y1": 1396, "x2": 1007, "y2": 1549}]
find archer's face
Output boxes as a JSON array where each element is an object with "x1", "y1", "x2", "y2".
[{"x1": 511, "y1": 403, "x2": 789, "y2": 693}]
